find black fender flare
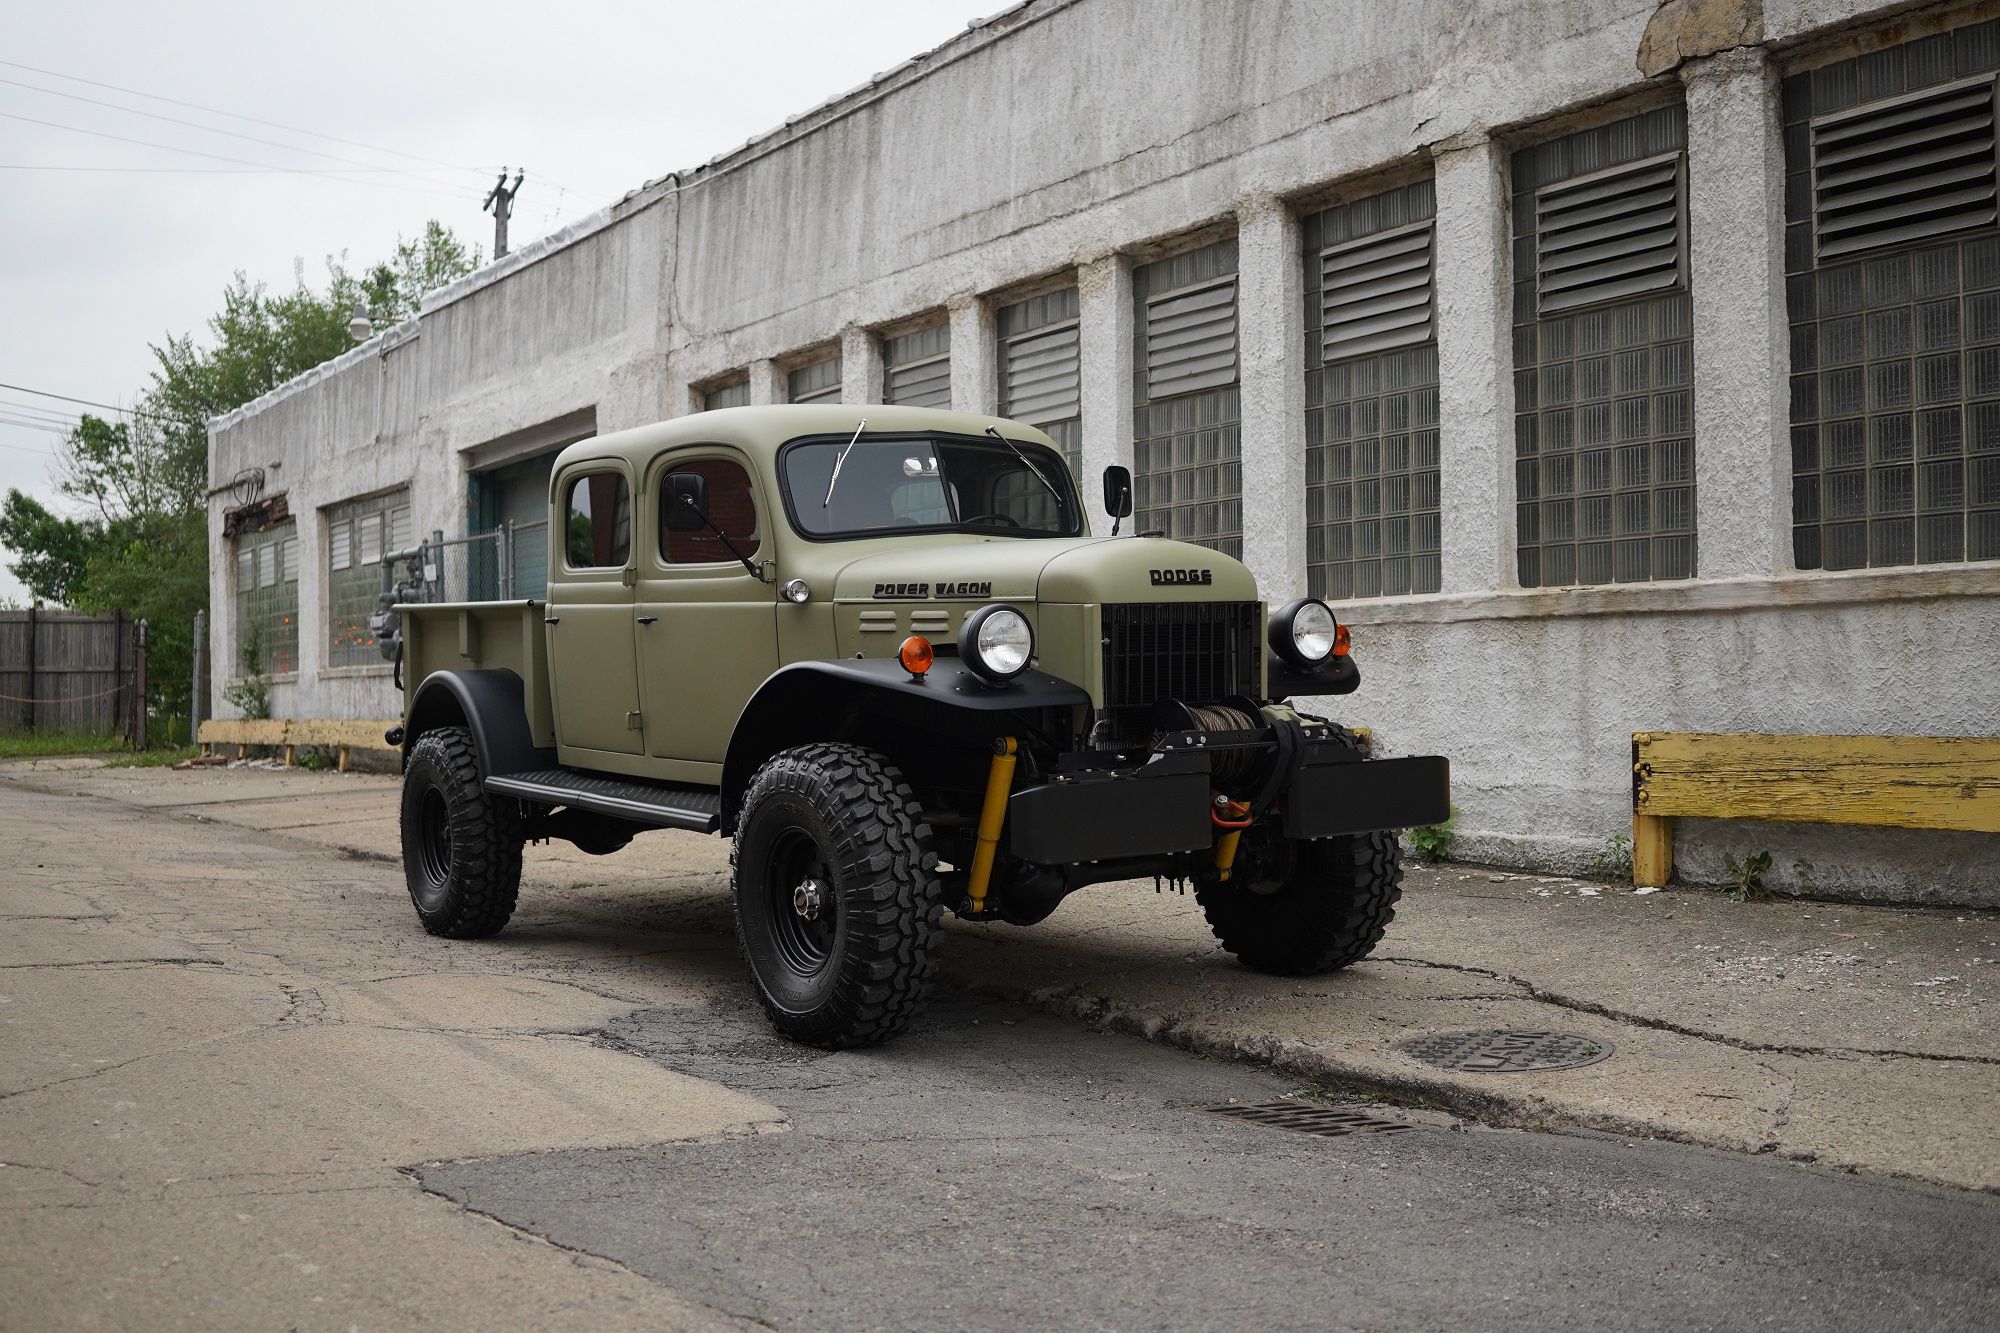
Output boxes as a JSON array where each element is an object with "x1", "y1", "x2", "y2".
[
  {"x1": 1266, "y1": 650, "x2": 1360, "y2": 701},
  {"x1": 402, "y1": 668, "x2": 555, "y2": 777},
  {"x1": 720, "y1": 659, "x2": 1088, "y2": 831}
]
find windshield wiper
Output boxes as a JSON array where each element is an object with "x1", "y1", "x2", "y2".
[
  {"x1": 822, "y1": 418, "x2": 867, "y2": 508},
  {"x1": 984, "y1": 425, "x2": 1063, "y2": 510}
]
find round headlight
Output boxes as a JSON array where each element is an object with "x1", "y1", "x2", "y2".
[
  {"x1": 960, "y1": 604, "x2": 1034, "y2": 683},
  {"x1": 1269, "y1": 597, "x2": 1338, "y2": 668}
]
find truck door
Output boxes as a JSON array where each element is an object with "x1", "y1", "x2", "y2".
[
  {"x1": 546, "y1": 465, "x2": 644, "y2": 757},
  {"x1": 636, "y1": 451, "x2": 778, "y2": 770}
]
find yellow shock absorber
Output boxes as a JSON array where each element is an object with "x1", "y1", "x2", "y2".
[
  {"x1": 966, "y1": 737, "x2": 1018, "y2": 915},
  {"x1": 1212, "y1": 796, "x2": 1252, "y2": 881}
]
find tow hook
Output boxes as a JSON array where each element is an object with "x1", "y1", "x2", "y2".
[{"x1": 1211, "y1": 794, "x2": 1253, "y2": 881}]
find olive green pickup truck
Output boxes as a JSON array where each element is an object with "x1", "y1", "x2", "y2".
[{"x1": 385, "y1": 405, "x2": 1449, "y2": 1048}]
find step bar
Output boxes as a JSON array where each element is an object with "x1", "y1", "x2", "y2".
[{"x1": 485, "y1": 768, "x2": 723, "y2": 833}]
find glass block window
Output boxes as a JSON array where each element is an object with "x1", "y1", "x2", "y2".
[
  {"x1": 1305, "y1": 180, "x2": 1441, "y2": 599},
  {"x1": 1512, "y1": 105, "x2": 1696, "y2": 587},
  {"x1": 883, "y1": 322, "x2": 951, "y2": 407},
  {"x1": 1784, "y1": 20, "x2": 2000, "y2": 569},
  {"x1": 702, "y1": 378, "x2": 749, "y2": 411},
  {"x1": 1132, "y1": 237, "x2": 1241, "y2": 556},
  {"x1": 232, "y1": 520, "x2": 298, "y2": 676},
  {"x1": 326, "y1": 490, "x2": 410, "y2": 669},
  {"x1": 788, "y1": 355, "x2": 842, "y2": 403},
  {"x1": 997, "y1": 286, "x2": 1082, "y2": 475}
]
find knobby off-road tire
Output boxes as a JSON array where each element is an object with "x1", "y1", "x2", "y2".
[
  {"x1": 399, "y1": 726, "x2": 524, "y2": 939},
  {"x1": 1196, "y1": 725, "x2": 1402, "y2": 975},
  {"x1": 1195, "y1": 830, "x2": 1403, "y2": 975},
  {"x1": 730, "y1": 743, "x2": 943, "y2": 1049}
]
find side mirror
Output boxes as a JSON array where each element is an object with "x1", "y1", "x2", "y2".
[
  {"x1": 1102, "y1": 465, "x2": 1133, "y2": 520},
  {"x1": 662, "y1": 471, "x2": 709, "y2": 533}
]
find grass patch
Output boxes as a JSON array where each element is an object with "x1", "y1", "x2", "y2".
[
  {"x1": 105, "y1": 745, "x2": 202, "y2": 769},
  {"x1": 0, "y1": 731, "x2": 128, "y2": 759}
]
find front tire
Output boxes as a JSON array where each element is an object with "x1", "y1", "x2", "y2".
[
  {"x1": 730, "y1": 743, "x2": 942, "y2": 1048},
  {"x1": 1196, "y1": 830, "x2": 1403, "y2": 975},
  {"x1": 399, "y1": 727, "x2": 523, "y2": 938}
]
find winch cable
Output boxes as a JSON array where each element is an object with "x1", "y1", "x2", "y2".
[{"x1": 1183, "y1": 703, "x2": 1260, "y2": 784}]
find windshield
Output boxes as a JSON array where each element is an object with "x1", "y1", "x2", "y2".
[{"x1": 782, "y1": 433, "x2": 1080, "y2": 539}]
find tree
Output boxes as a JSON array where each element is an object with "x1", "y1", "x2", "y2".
[{"x1": 0, "y1": 219, "x2": 482, "y2": 733}]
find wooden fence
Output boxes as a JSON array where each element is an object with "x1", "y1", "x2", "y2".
[{"x1": 0, "y1": 610, "x2": 148, "y2": 741}]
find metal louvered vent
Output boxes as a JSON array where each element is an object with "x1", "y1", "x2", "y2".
[
  {"x1": 1321, "y1": 223, "x2": 1434, "y2": 362},
  {"x1": 1812, "y1": 79, "x2": 2000, "y2": 261},
  {"x1": 1000, "y1": 320, "x2": 1080, "y2": 424},
  {"x1": 703, "y1": 379, "x2": 749, "y2": 411},
  {"x1": 884, "y1": 324, "x2": 951, "y2": 408},
  {"x1": 1144, "y1": 278, "x2": 1237, "y2": 399},
  {"x1": 1535, "y1": 153, "x2": 1683, "y2": 314}
]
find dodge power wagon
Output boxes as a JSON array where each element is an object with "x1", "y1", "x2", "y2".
[{"x1": 385, "y1": 405, "x2": 1450, "y2": 1047}]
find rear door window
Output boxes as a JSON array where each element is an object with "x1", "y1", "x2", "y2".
[{"x1": 564, "y1": 472, "x2": 631, "y2": 569}]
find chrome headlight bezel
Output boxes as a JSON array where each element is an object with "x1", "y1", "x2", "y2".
[{"x1": 959, "y1": 603, "x2": 1034, "y2": 683}]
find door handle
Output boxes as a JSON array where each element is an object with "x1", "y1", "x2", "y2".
[
  {"x1": 543, "y1": 616, "x2": 560, "y2": 625},
  {"x1": 636, "y1": 615, "x2": 658, "y2": 625}
]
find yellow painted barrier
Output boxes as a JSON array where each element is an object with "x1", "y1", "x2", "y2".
[{"x1": 1631, "y1": 731, "x2": 2000, "y2": 887}]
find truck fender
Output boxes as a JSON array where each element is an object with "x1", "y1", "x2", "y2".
[
  {"x1": 403, "y1": 668, "x2": 555, "y2": 778},
  {"x1": 719, "y1": 659, "x2": 1088, "y2": 832}
]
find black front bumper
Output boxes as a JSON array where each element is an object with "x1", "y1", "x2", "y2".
[{"x1": 1007, "y1": 729, "x2": 1450, "y2": 866}]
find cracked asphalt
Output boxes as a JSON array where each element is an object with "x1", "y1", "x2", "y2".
[{"x1": 2, "y1": 758, "x2": 1997, "y2": 1330}]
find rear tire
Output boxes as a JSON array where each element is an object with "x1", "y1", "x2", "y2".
[
  {"x1": 1196, "y1": 830, "x2": 1402, "y2": 975},
  {"x1": 399, "y1": 727, "x2": 523, "y2": 938},
  {"x1": 730, "y1": 743, "x2": 942, "y2": 1048}
]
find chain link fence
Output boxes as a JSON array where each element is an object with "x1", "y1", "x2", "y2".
[{"x1": 366, "y1": 521, "x2": 551, "y2": 667}]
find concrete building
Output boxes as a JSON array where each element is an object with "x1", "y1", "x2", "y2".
[{"x1": 209, "y1": 0, "x2": 2000, "y2": 904}]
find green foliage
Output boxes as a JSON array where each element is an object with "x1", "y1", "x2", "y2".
[
  {"x1": 0, "y1": 730, "x2": 125, "y2": 759},
  {"x1": 222, "y1": 622, "x2": 272, "y2": 720},
  {"x1": 0, "y1": 491, "x2": 103, "y2": 607},
  {"x1": 295, "y1": 745, "x2": 340, "y2": 772},
  {"x1": 1723, "y1": 849, "x2": 1775, "y2": 902},
  {"x1": 361, "y1": 221, "x2": 482, "y2": 326},
  {"x1": 1586, "y1": 833, "x2": 1634, "y2": 881},
  {"x1": 105, "y1": 745, "x2": 201, "y2": 769},
  {"x1": 1407, "y1": 806, "x2": 1457, "y2": 863}
]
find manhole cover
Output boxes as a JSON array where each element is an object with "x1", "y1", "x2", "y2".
[
  {"x1": 1196, "y1": 1100, "x2": 1416, "y2": 1138},
  {"x1": 1397, "y1": 1029, "x2": 1612, "y2": 1073}
]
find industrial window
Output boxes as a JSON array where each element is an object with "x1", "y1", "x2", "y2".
[
  {"x1": 563, "y1": 473, "x2": 630, "y2": 569},
  {"x1": 1133, "y1": 237, "x2": 1241, "y2": 556},
  {"x1": 703, "y1": 378, "x2": 750, "y2": 411},
  {"x1": 325, "y1": 491, "x2": 410, "y2": 669},
  {"x1": 661, "y1": 459, "x2": 759, "y2": 564},
  {"x1": 1305, "y1": 180, "x2": 1441, "y2": 599},
  {"x1": 232, "y1": 520, "x2": 298, "y2": 675},
  {"x1": 788, "y1": 355, "x2": 842, "y2": 403},
  {"x1": 883, "y1": 322, "x2": 951, "y2": 408},
  {"x1": 1512, "y1": 105, "x2": 1695, "y2": 587},
  {"x1": 1784, "y1": 20, "x2": 2000, "y2": 569},
  {"x1": 997, "y1": 286, "x2": 1082, "y2": 474}
]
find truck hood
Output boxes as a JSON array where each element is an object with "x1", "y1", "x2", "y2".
[{"x1": 828, "y1": 535, "x2": 1259, "y2": 605}]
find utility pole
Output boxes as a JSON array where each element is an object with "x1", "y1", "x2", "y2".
[{"x1": 484, "y1": 168, "x2": 525, "y2": 259}]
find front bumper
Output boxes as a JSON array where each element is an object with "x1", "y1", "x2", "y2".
[{"x1": 1006, "y1": 726, "x2": 1450, "y2": 866}]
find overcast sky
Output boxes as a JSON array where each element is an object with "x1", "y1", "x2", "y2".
[{"x1": 0, "y1": 0, "x2": 999, "y2": 603}]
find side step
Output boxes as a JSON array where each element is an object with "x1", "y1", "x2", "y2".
[{"x1": 485, "y1": 768, "x2": 723, "y2": 833}]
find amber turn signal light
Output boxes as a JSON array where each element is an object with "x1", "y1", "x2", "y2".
[
  {"x1": 1332, "y1": 623, "x2": 1351, "y2": 657},
  {"x1": 898, "y1": 635, "x2": 935, "y2": 677}
]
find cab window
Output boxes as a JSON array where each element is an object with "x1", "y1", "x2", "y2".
[
  {"x1": 564, "y1": 472, "x2": 630, "y2": 569},
  {"x1": 662, "y1": 458, "x2": 761, "y2": 564}
]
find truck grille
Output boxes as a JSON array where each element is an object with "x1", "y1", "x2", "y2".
[{"x1": 1099, "y1": 602, "x2": 1259, "y2": 709}]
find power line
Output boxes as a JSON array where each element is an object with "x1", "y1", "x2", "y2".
[
  {"x1": 0, "y1": 163, "x2": 448, "y2": 175},
  {"x1": 0, "y1": 383, "x2": 162, "y2": 421}
]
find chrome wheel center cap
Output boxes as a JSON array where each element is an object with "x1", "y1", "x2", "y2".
[{"x1": 792, "y1": 878, "x2": 825, "y2": 921}]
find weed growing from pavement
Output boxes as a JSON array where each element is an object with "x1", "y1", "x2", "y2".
[
  {"x1": 1724, "y1": 850, "x2": 1775, "y2": 902},
  {"x1": 1586, "y1": 834, "x2": 1634, "y2": 881},
  {"x1": 1407, "y1": 806, "x2": 1457, "y2": 863},
  {"x1": 105, "y1": 745, "x2": 201, "y2": 768}
]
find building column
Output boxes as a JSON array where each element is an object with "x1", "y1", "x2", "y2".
[
  {"x1": 1077, "y1": 253, "x2": 1135, "y2": 508},
  {"x1": 1236, "y1": 194, "x2": 1308, "y2": 599},
  {"x1": 949, "y1": 296, "x2": 998, "y2": 416},
  {"x1": 1431, "y1": 138, "x2": 1517, "y2": 594},
  {"x1": 1683, "y1": 47, "x2": 1790, "y2": 579},
  {"x1": 747, "y1": 358, "x2": 785, "y2": 406},
  {"x1": 840, "y1": 325, "x2": 883, "y2": 405}
]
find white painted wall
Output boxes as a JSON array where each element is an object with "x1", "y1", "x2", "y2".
[{"x1": 208, "y1": 0, "x2": 2000, "y2": 904}]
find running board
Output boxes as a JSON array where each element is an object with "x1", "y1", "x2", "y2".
[{"x1": 485, "y1": 768, "x2": 722, "y2": 833}]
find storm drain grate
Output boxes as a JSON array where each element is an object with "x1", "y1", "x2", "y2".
[
  {"x1": 1195, "y1": 1101, "x2": 1417, "y2": 1138},
  {"x1": 1397, "y1": 1029, "x2": 1612, "y2": 1073}
]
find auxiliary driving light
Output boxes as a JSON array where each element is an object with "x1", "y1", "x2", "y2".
[
  {"x1": 1269, "y1": 597, "x2": 1340, "y2": 669},
  {"x1": 959, "y1": 604, "x2": 1034, "y2": 683}
]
